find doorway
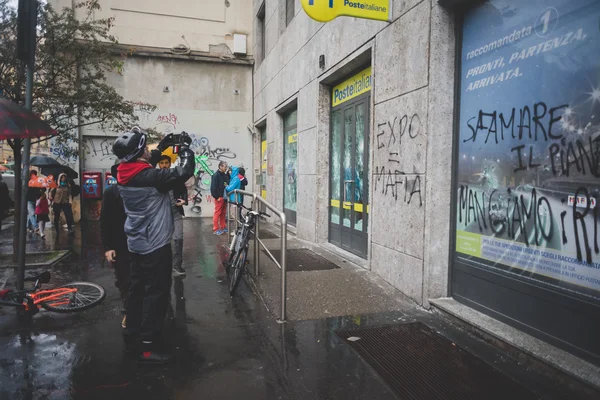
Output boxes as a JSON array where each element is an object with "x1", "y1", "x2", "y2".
[{"x1": 329, "y1": 96, "x2": 370, "y2": 258}]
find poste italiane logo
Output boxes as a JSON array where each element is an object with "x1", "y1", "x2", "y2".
[{"x1": 301, "y1": 0, "x2": 390, "y2": 23}]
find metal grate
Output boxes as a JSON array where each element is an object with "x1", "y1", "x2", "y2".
[
  {"x1": 263, "y1": 248, "x2": 340, "y2": 271},
  {"x1": 337, "y1": 322, "x2": 535, "y2": 400}
]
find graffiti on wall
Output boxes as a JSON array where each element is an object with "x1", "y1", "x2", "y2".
[
  {"x1": 373, "y1": 113, "x2": 424, "y2": 206},
  {"x1": 85, "y1": 137, "x2": 116, "y2": 164}
]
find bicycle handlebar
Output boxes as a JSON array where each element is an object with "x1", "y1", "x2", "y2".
[{"x1": 233, "y1": 202, "x2": 271, "y2": 218}]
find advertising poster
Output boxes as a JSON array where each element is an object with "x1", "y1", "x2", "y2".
[
  {"x1": 456, "y1": 0, "x2": 600, "y2": 300},
  {"x1": 82, "y1": 172, "x2": 102, "y2": 199},
  {"x1": 105, "y1": 172, "x2": 117, "y2": 189}
]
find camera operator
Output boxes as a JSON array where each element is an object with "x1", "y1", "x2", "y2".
[{"x1": 112, "y1": 127, "x2": 195, "y2": 363}]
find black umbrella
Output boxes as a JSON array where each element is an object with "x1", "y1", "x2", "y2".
[
  {"x1": 41, "y1": 165, "x2": 78, "y2": 180},
  {"x1": 30, "y1": 155, "x2": 62, "y2": 167}
]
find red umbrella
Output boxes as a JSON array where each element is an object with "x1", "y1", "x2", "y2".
[{"x1": 0, "y1": 98, "x2": 56, "y2": 140}]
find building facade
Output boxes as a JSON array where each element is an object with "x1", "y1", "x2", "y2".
[
  {"x1": 49, "y1": 0, "x2": 255, "y2": 219},
  {"x1": 253, "y1": 0, "x2": 600, "y2": 368}
]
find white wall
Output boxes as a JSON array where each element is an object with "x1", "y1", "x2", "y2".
[
  {"x1": 81, "y1": 56, "x2": 254, "y2": 218},
  {"x1": 50, "y1": 0, "x2": 254, "y2": 56}
]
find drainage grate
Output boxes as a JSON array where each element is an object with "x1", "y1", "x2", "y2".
[
  {"x1": 337, "y1": 322, "x2": 535, "y2": 400},
  {"x1": 263, "y1": 248, "x2": 340, "y2": 271}
]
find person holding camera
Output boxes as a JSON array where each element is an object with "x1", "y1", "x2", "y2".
[
  {"x1": 112, "y1": 127, "x2": 195, "y2": 363},
  {"x1": 158, "y1": 155, "x2": 188, "y2": 277}
]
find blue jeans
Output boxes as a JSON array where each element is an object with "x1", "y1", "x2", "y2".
[{"x1": 27, "y1": 201, "x2": 38, "y2": 230}]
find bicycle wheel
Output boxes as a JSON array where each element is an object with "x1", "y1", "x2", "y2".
[
  {"x1": 229, "y1": 247, "x2": 248, "y2": 295},
  {"x1": 39, "y1": 282, "x2": 106, "y2": 313}
]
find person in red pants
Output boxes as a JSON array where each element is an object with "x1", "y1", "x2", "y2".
[{"x1": 210, "y1": 161, "x2": 230, "y2": 235}]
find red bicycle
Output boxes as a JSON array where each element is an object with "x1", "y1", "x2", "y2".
[{"x1": 0, "y1": 271, "x2": 105, "y2": 317}]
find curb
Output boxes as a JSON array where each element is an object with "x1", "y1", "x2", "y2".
[{"x1": 0, "y1": 250, "x2": 71, "y2": 270}]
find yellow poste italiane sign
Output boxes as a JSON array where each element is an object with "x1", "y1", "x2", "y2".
[
  {"x1": 332, "y1": 66, "x2": 372, "y2": 107},
  {"x1": 301, "y1": 0, "x2": 390, "y2": 23}
]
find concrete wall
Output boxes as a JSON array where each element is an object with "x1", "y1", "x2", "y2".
[
  {"x1": 50, "y1": 0, "x2": 253, "y2": 56},
  {"x1": 253, "y1": 0, "x2": 456, "y2": 306},
  {"x1": 46, "y1": 0, "x2": 255, "y2": 220},
  {"x1": 81, "y1": 56, "x2": 254, "y2": 218}
]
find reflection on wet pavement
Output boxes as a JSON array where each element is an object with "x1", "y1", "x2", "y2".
[{"x1": 0, "y1": 219, "x2": 399, "y2": 400}]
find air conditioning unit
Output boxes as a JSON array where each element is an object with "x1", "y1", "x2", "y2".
[{"x1": 233, "y1": 34, "x2": 247, "y2": 55}]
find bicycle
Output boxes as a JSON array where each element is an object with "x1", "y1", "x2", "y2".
[
  {"x1": 226, "y1": 203, "x2": 270, "y2": 295},
  {"x1": 0, "y1": 271, "x2": 105, "y2": 318}
]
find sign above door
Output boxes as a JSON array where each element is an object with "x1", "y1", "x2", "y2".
[{"x1": 301, "y1": 0, "x2": 391, "y2": 23}]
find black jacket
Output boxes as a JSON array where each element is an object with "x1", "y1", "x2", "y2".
[
  {"x1": 210, "y1": 170, "x2": 230, "y2": 199},
  {"x1": 117, "y1": 149, "x2": 195, "y2": 255},
  {"x1": 100, "y1": 182, "x2": 127, "y2": 252},
  {"x1": 26, "y1": 187, "x2": 42, "y2": 203}
]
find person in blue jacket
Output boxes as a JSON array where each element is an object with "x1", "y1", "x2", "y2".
[{"x1": 225, "y1": 166, "x2": 248, "y2": 221}]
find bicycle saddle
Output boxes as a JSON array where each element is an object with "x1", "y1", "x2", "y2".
[{"x1": 24, "y1": 271, "x2": 51, "y2": 283}]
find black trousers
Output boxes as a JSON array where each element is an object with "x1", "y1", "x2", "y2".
[
  {"x1": 52, "y1": 203, "x2": 74, "y2": 230},
  {"x1": 112, "y1": 247, "x2": 131, "y2": 310},
  {"x1": 126, "y1": 244, "x2": 172, "y2": 341}
]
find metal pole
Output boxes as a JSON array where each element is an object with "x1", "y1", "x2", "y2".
[
  {"x1": 280, "y1": 213, "x2": 287, "y2": 322},
  {"x1": 226, "y1": 199, "x2": 230, "y2": 235},
  {"x1": 254, "y1": 195, "x2": 260, "y2": 276},
  {"x1": 16, "y1": 62, "x2": 34, "y2": 291}
]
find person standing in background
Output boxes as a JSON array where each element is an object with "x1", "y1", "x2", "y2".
[
  {"x1": 101, "y1": 163, "x2": 131, "y2": 330},
  {"x1": 26, "y1": 170, "x2": 41, "y2": 233},
  {"x1": 0, "y1": 173, "x2": 12, "y2": 231},
  {"x1": 35, "y1": 190, "x2": 50, "y2": 239},
  {"x1": 158, "y1": 155, "x2": 188, "y2": 277},
  {"x1": 210, "y1": 161, "x2": 230, "y2": 235},
  {"x1": 49, "y1": 173, "x2": 75, "y2": 236},
  {"x1": 237, "y1": 167, "x2": 248, "y2": 220}
]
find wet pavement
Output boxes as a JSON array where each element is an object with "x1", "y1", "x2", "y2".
[
  {"x1": 0, "y1": 220, "x2": 401, "y2": 400},
  {"x1": 0, "y1": 220, "x2": 599, "y2": 399}
]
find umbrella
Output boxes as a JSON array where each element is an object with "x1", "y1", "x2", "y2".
[
  {"x1": 28, "y1": 173, "x2": 58, "y2": 189},
  {"x1": 30, "y1": 155, "x2": 62, "y2": 167},
  {"x1": 40, "y1": 165, "x2": 78, "y2": 180},
  {"x1": 0, "y1": 165, "x2": 8, "y2": 171},
  {"x1": 0, "y1": 98, "x2": 56, "y2": 140}
]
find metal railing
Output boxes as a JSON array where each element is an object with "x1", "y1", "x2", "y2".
[{"x1": 227, "y1": 189, "x2": 288, "y2": 322}]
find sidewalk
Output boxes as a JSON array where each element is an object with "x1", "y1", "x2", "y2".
[{"x1": 0, "y1": 219, "x2": 597, "y2": 399}]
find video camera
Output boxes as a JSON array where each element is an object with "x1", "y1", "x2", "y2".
[{"x1": 158, "y1": 131, "x2": 192, "y2": 154}]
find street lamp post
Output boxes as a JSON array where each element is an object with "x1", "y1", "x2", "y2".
[{"x1": 16, "y1": 0, "x2": 38, "y2": 291}]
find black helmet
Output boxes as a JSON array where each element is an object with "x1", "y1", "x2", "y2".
[{"x1": 112, "y1": 127, "x2": 147, "y2": 162}]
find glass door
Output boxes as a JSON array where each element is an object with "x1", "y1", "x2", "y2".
[
  {"x1": 283, "y1": 110, "x2": 298, "y2": 225},
  {"x1": 329, "y1": 98, "x2": 369, "y2": 257}
]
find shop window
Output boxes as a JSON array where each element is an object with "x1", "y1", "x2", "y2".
[{"x1": 454, "y1": 0, "x2": 600, "y2": 303}]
